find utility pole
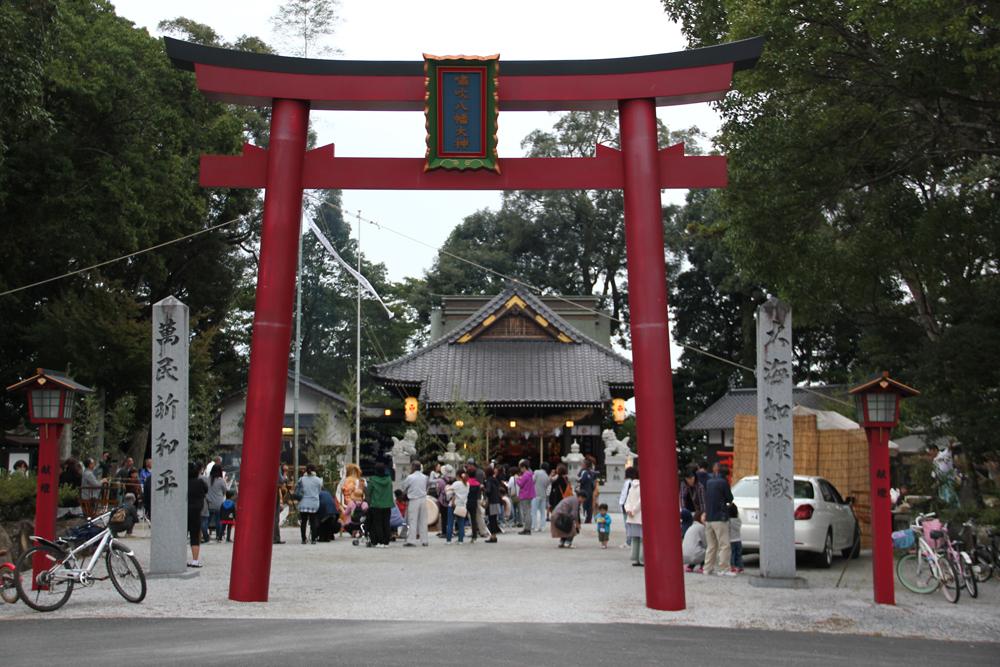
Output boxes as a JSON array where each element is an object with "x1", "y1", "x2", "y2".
[
  {"x1": 355, "y1": 210, "x2": 362, "y2": 467},
  {"x1": 293, "y1": 218, "x2": 303, "y2": 479}
]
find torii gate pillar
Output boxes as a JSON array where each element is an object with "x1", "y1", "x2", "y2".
[
  {"x1": 620, "y1": 97, "x2": 685, "y2": 610},
  {"x1": 229, "y1": 99, "x2": 309, "y2": 602}
]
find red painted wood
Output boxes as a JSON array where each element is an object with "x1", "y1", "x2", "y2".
[
  {"x1": 31, "y1": 423, "x2": 62, "y2": 586},
  {"x1": 867, "y1": 426, "x2": 895, "y2": 605},
  {"x1": 193, "y1": 63, "x2": 734, "y2": 111},
  {"x1": 229, "y1": 99, "x2": 310, "y2": 603},
  {"x1": 619, "y1": 98, "x2": 686, "y2": 612},
  {"x1": 201, "y1": 142, "x2": 726, "y2": 190}
]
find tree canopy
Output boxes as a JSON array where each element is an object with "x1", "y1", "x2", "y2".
[{"x1": 661, "y1": 0, "x2": 1000, "y2": 459}]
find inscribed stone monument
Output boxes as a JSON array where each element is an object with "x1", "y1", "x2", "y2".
[
  {"x1": 150, "y1": 296, "x2": 189, "y2": 574},
  {"x1": 754, "y1": 297, "x2": 798, "y2": 584}
]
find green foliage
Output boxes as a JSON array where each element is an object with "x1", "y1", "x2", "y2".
[
  {"x1": 441, "y1": 399, "x2": 492, "y2": 465},
  {"x1": 661, "y1": 0, "x2": 1000, "y2": 465},
  {"x1": 422, "y1": 111, "x2": 702, "y2": 347},
  {"x1": 0, "y1": 472, "x2": 36, "y2": 521},
  {"x1": 58, "y1": 483, "x2": 79, "y2": 508},
  {"x1": 298, "y1": 191, "x2": 415, "y2": 395},
  {"x1": 0, "y1": 1, "x2": 261, "y2": 441},
  {"x1": 105, "y1": 393, "x2": 136, "y2": 455}
]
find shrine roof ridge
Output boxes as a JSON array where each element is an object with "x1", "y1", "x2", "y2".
[{"x1": 164, "y1": 37, "x2": 764, "y2": 77}]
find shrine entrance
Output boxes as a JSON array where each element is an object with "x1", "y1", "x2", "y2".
[{"x1": 165, "y1": 36, "x2": 763, "y2": 611}]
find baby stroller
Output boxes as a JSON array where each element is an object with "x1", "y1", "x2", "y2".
[{"x1": 345, "y1": 501, "x2": 370, "y2": 547}]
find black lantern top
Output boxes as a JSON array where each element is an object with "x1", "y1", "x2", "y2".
[
  {"x1": 6, "y1": 368, "x2": 94, "y2": 425},
  {"x1": 848, "y1": 371, "x2": 920, "y2": 429}
]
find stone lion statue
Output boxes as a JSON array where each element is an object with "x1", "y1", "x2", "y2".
[
  {"x1": 602, "y1": 429, "x2": 633, "y2": 459},
  {"x1": 391, "y1": 428, "x2": 418, "y2": 457}
]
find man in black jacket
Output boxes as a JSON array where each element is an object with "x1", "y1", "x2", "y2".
[{"x1": 703, "y1": 466, "x2": 734, "y2": 576}]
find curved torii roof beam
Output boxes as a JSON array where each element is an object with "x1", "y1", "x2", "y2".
[
  {"x1": 165, "y1": 37, "x2": 763, "y2": 191},
  {"x1": 164, "y1": 36, "x2": 764, "y2": 112}
]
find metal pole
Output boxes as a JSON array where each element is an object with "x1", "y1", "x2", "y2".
[
  {"x1": 355, "y1": 210, "x2": 362, "y2": 467},
  {"x1": 229, "y1": 98, "x2": 309, "y2": 603},
  {"x1": 293, "y1": 216, "x2": 303, "y2": 483},
  {"x1": 619, "y1": 97, "x2": 685, "y2": 611}
]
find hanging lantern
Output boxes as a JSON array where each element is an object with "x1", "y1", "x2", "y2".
[
  {"x1": 612, "y1": 398, "x2": 627, "y2": 424},
  {"x1": 455, "y1": 419, "x2": 464, "y2": 428},
  {"x1": 565, "y1": 420, "x2": 574, "y2": 428},
  {"x1": 404, "y1": 397, "x2": 419, "y2": 423},
  {"x1": 509, "y1": 420, "x2": 517, "y2": 428}
]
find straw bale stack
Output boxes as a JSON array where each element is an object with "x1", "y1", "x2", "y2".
[{"x1": 733, "y1": 412, "x2": 872, "y2": 548}]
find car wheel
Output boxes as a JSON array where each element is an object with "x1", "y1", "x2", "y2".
[
  {"x1": 842, "y1": 524, "x2": 860, "y2": 560},
  {"x1": 816, "y1": 530, "x2": 833, "y2": 569}
]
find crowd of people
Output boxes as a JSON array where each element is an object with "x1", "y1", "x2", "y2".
[
  {"x1": 679, "y1": 462, "x2": 742, "y2": 576},
  {"x1": 228, "y1": 455, "x2": 648, "y2": 566}
]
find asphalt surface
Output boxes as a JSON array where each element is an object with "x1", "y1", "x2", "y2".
[{"x1": 1, "y1": 618, "x2": 995, "y2": 666}]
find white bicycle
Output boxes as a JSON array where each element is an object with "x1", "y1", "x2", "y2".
[{"x1": 15, "y1": 510, "x2": 146, "y2": 612}]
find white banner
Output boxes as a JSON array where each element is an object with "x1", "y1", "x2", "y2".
[{"x1": 307, "y1": 220, "x2": 392, "y2": 318}]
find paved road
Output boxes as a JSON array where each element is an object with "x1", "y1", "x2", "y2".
[{"x1": 1, "y1": 619, "x2": 994, "y2": 666}]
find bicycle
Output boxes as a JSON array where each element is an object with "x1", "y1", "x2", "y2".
[
  {"x1": 942, "y1": 521, "x2": 978, "y2": 599},
  {"x1": 895, "y1": 513, "x2": 960, "y2": 603},
  {"x1": 14, "y1": 510, "x2": 146, "y2": 612},
  {"x1": 1, "y1": 551, "x2": 17, "y2": 604},
  {"x1": 965, "y1": 520, "x2": 997, "y2": 583}
]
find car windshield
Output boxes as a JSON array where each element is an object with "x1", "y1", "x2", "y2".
[{"x1": 731, "y1": 478, "x2": 814, "y2": 499}]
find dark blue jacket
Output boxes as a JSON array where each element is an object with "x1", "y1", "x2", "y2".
[
  {"x1": 317, "y1": 490, "x2": 337, "y2": 519},
  {"x1": 704, "y1": 476, "x2": 733, "y2": 522}
]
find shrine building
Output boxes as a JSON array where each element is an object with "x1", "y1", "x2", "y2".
[{"x1": 371, "y1": 285, "x2": 634, "y2": 467}]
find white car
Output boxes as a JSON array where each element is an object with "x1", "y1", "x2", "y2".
[{"x1": 731, "y1": 475, "x2": 860, "y2": 568}]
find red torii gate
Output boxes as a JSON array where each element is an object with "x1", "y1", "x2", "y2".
[{"x1": 166, "y1": 36, "x2": 762, "y2": 611}]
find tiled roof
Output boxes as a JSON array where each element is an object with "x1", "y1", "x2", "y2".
[
  {"x1": 373, "y1": 285, "x2": 632, "y2": 406},
  {"x1": 683, "y1": 386, "x2": 847, "y2": 431}
]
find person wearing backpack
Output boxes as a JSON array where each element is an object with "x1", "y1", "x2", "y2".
[{"x1": 577, "y1": 459, "x2": 598, "y2": 523}]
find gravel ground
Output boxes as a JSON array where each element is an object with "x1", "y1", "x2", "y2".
[{"x1": 2, "y1": 520, "x2": 998, "y2": 642}]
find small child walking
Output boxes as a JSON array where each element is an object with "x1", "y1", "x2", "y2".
[
  {"x1": 220, "y1": 490, "x2": 237, "y2": 542},
  {"x1": 595, "y1": 503, "x2": 612, "y2": 549},
  {"x1": 728, "y1": 503, "x2": 743, "y2": 574}
]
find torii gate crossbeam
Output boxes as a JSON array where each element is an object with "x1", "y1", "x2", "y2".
[{"x1": 165, "y1": 36, "x2": 763, "y2": 612}]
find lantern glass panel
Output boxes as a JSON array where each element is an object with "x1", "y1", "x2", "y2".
[
  {"x1": 62, "y1": 392, "x2": 75, "y2": 420},
  {"x1": 871, "y1": 392, "x2": 897, "y2": 423},
  {"x1": 31, "y1": 389, "x2": 61, "y2": 419},
  {"x1": 854, "y1": 395, "x2": 866, "y2": 424}
]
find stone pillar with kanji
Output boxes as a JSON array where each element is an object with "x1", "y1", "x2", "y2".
[
  {"x1": 750, "y1": 297, "x2": 805, "y2": 588},
  {"x1": 150, "y1": 296, "x2": 189, "y2": 574}
]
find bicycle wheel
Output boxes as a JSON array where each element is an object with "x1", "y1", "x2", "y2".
[
  {"x1": 959, "y1": 552, "x2": 978, "y2": 598},
  {"x1": 938, "y1": 556, "x2": 960, "y2": 603},
  {"x1": 896, "y1": 553, "x2": 938, "y2": 594},
  {"x1": 14, "y1": 545, "x2": 74, "y2": 612},
  {"x1": 972, "y1": 547, "x2": 993, "y2": 582},
  {"x1": 106, "y1": 546, "x2": 146, "y2": 603},
  {"x1": 1, "y1": 566, "x2": 18, "y2": 604}
]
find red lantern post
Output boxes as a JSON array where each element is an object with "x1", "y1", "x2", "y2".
[
  {"x1": 849, "y1": 372, "x2": 919, "y2": 605},
  {"x1": 6, "y1": 369, "x2": 92, "y2": 583}
]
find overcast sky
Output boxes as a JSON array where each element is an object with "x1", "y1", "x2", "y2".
[{"x1": 111, "y1": 0, "x2": 719, "y2": 284}]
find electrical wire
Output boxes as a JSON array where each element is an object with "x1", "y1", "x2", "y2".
[
  {"x1": 303, "y1": 193, "x2": 853, "y2": 408},
  {"x1": 0, "y1": 216, "x2": 245, "y2": 298}
]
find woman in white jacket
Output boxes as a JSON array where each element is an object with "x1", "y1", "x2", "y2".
[{"x1": 624, "y1": 468, "x2": 642, "y2": 567}]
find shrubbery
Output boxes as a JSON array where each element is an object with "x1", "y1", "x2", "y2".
[{"x1": 0, "y1": 472, "x2": 79, "y2": 521}]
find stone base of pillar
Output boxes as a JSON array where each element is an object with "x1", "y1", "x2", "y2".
[{"x1": 748, "y1": 575, "x2": 809, "y2": 589}]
